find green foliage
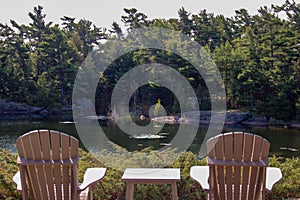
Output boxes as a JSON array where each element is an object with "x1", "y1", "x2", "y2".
[
  {"x1": 1, "y1": 147, "x2": 299, "y2": 199},
  {"x1": 0, "y1": 2, "x2": 299, "y2": 119},
  {"x1": 268, "y1": 156, "x2": 300, "y2": 199},
  {"x1": 0, "y1": 149, "x2": 20, "y2": 199}
]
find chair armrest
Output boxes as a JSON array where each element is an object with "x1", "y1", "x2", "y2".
[
  {"x1": 266, "y1": 167, "x2": 282, "y2": 191},
  {"x1": 190, "y1": 166, "x2": 282, "y2": 191},
  {"x1": 13, "y1": 171, "x2": 22, "y2": 191},
  {"x1": 190, "y1": 166, "x2": 209, "y2": 190},
  {"x1": 78, "y1": 168, "x2": 106, "y2": 191}
]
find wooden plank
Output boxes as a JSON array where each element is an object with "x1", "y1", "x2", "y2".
[
  {"x1": 19, "y1": 165, "x2": 29, "y2": 200},
  {"x1": 214, "y1": 135, "x2": 224, "y2": 160},
  {"x1": 207, "y1": 136, "x2": 218, "y2": 198},
  {"x1": 51, "y1": 131, "x2": 62, "y2": 200},
  {"x1": 51, "y1": 131, "x2": 61, "y2": 160},
  {"x1": 70, "y1": 138, "x2": 79, "y2": 200},
  {"x1": 30, "y1": 131, "x2": 48, "y2": 199},
  {"x1": 17, "y1": 157, "x2": 78, "y2": 165},
  {"x1": 214, "y1": 135, "x2": 225, "y2": 199},
  {"x1": 223, "y1": 133, "x2": 233, "y2": 199},
  {"x1": 243, "y1": 133, "x2": 254, "y2": 162},
  {"x1": 207, "y1": 157, "x2": 268, "y2": 167},
  {"x1": 38, "y1": 130, "x2": 51, "y2": 159},
  {"x1": 16, "y1": 137, "x2": 25, "y2": 158},
  {"x1": 21, "y1": 132, "x2": 42, "y2": 200},
  {"x1": 171, "y1": 182, "x2": 178, "y2": 200},
  {"x1": 70, "y1": 138, "x2": 79, "y2": 158},
  {"x1": 19, "y1": 134, "x2": 33, "y2": 159},
  {"x1": 233, "y1": 133, "x2": 243, "y2": 200},
  {"x1": 16, "y1": 135, "x2": 30, "y2": 198},
  {"x1": 233, "y1": 132, "x2": 244, "y2": 161},
  {"x1": 206, "y1": 137, "x2": 215, "y2": 158},
  {"x1": 61, "y1": 133, "x2": 71, "y2": 200},
  {"x1": 125, "y1": 182, "x2": 134, "y2": 200},
  {"x1": 16, "y1": 135, "x2": 31, "y2": 199},
  {"x1": 248, "y1": 135, "x2": 263, "y2": 200},
  {"x1": 39, "y1": 130, "x2": 55, "y2": 199},
  {"x1": 209, "y1": 166, "x2": 218, "y2": 199},
  {"x1": 241, "y1": 133, "x2": 253, "y2": 200},
  {"x1": 255, "y1": 139, "x2": 270, "y2": 200},
  {"x1": 261, "y1": 139, "x2": 270, "y2": 200},
  {"x1": 71, "y1": 166, "x2": 79, "y2": 200},
  {"x1": 261, "y1": 139, "x2": 270, "y2": 159},
  {"x1": 254, "y1": 167, "x2": 266, "y2": 200}
]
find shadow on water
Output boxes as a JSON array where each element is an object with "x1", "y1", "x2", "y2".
[{"x1": 0, "y1": 118, "x2": 299, "y2": 157}]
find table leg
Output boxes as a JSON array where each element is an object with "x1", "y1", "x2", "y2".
[
  {"x1": 125, "y1": 182, "x2": 134, "y2": 200},
  {"x1": 171, "y1": 182, "x2": 178, "y2": 200}
]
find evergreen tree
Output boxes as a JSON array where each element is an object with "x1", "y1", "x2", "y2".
[{"x1": 178, "y1": 7, "x2": 193, "y2": 36}]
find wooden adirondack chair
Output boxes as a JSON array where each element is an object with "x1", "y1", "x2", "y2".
[
  {"x1": 13, "y1": 130, "x2": 106, "y2": 200},
  {"x1": 190, "y1": 132, "x2": 282, "y2": 200}
]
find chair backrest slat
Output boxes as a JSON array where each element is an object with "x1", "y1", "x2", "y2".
[
  {"x1": 49, "y1": 131, "x2": 63, "y2": 200},
  {"x1": 17, "y1": 131, "x2": 42, "y2": 199},
  {"x1": 30, "y1": 131, "x2": 49, "y2": 199},
  {"x1": 206, "y1": 137, "x2": 218, "y2": 199},
  {"x1": 233, "y1": 133, "x2": 243, "y2": 199},
  {"x1": 248, "y1": 135, "x2": 263, "y2": 199},
  {"x1": 61, "y1": 132, "x2": 71, "y2": 200},
  {"x1": 215, "y1": 135, "x2": 226, "y2": 200},
  {"x1": 39, "y1": 130, "x2": 56, "y2": 199},
  {"x1": 261, "y1": 139, "x2": 270, "y2": 159},
  {"x1": 70, "y1": 138, "x2": 79, "y2": 200},
  {"x1": 206, "y1": 132, "x2": 269, "y2": 200},
  {"x1": 240, "y1": 133, "x2": 253, "y2": 199},
  {"x1": 223, "y1": 133, "x2": 233, "y2": 199}
]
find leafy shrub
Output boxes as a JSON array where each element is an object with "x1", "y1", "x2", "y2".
[
  {"x1": 0, "y1": 147, "x2": 299, "y2": 199},
  {"x1": 267, "y1": 156, "x2": 300, "y2": 199},
  {"x1": 0, "y1": 148, "x2": 20, "y2": 199}
]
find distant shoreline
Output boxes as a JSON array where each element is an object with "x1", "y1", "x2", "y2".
[{"x1": 1, "y1": 100, "x2": 299, "y2": 129}]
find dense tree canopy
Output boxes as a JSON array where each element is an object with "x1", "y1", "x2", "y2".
[{"x1": 0, "y1": 1, "x2": 299, "y2": 121}]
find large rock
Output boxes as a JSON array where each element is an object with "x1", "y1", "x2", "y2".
[
  {"x1": 225, "y1": 110, "x2": 251, "y2": 124},
  {"x1": 182, "y1": 111, "x2": 251, "y2": 125},
  {"x1": 48, "y1": 105, "x2": 72, "y2": 114},
  {"x1": 152, "y1": 110, "x2": 277, "y2": 126},
  {"x1": 0, "y1": 99, "x2": 46, "y2": 119},
  {"x1": 241, "y1": 116, "x2": 268, "y2": 126}
]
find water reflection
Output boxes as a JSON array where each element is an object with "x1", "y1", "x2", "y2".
[{"x1": 0, "y1": 119, "x2": 299, "y2": 157}]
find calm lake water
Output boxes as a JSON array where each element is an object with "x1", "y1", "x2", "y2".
[{"x1": 0, "y1": 118, "x2": 299, "y2": 158}]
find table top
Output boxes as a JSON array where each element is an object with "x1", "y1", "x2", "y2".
[{"x1": 122, "y1": 168, "x2": 180, "y2": 181}]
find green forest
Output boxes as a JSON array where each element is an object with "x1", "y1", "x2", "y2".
[{"x1": 0, "y1": 1, "x2": 299, "y2": 121}]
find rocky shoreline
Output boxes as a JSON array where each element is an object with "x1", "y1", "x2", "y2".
[
  {"x1": 152, "y1": 110, "x2": 300, "y2": 128},
  {"x1": 1, "y1": 100, "x2": 299, "y2": 128},
  {"x1": 0, "y1": 99, "x2": 72, "y2": 120}
]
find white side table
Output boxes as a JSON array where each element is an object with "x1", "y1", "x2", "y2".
[{"x1": 122, "y1": 168, "x2": 181, "y2": 200}]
